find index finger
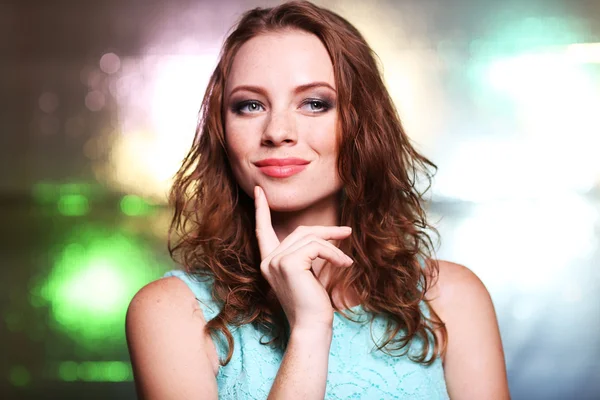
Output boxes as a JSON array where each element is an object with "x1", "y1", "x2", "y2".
[{"x1": 254, "y1": 186, "x2": 280, "y2": 259}]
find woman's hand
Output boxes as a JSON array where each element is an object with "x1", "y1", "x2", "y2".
[{"x1": 254, "y1": 185, "x2": 353, "y2": 332}]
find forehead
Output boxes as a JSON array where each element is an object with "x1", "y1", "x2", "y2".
[{"x1": 225, "y1": 30, "x2": 336, "y2": 93}]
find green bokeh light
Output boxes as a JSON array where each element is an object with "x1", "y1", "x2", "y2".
[
  {"x1": 31, "y1": 182, "x2": 114, "y2": 216},
  {"x1": 57, "y1": 361, "x2": 132, "y2": 382},
  {"x1": 32, "y1": 182, "x2": 94, "y2": 204},
  {"x1": 32, "y1": 182, "x2": 58, "y2": 204},
  {"x1": 58, "y1": 194, "x2": 89, "y2": 216},
  {"x1": 34, "y1": 226, "x2": 164, "y2": 351},
  {"x1": 120, "y1": 194, "x2": 153, "y2": 216},
  {"x1": 58, "y1": 361, "x2": 78, "y2": 382},
  {"x1": 9, "y1": 366, "x2": 31, "y2": 387}
]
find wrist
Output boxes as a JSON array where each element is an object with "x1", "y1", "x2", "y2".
[{"x1": 289, "y1": 325, "x2": 333, "y2": 346}]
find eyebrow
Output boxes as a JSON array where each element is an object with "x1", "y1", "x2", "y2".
[{"x1": 228, "y1": 81, "x2": 336, "y2": 97}]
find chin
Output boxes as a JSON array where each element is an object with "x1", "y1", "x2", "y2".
[
  {"x1": 262, "y1": 190, "x2": 312, "y2": 212},
  {"x1": 268, "y1": 202, "x2": 309, "y2": 213}
]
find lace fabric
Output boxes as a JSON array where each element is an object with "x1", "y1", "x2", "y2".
[{"x1": 163, "y1": 270, "x2": 449, "y2": 399}]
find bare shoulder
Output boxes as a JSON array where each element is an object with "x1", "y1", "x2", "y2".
[
  {"x1": 126, "y1": 277, "x2": 209, "y2": 348},
  {"x1": 128, "y1": 276, "x2": 200, "y2": 320},
  {"x1": 424, "y1": 260, "x2": 510, "y2": 399},
  {"x1": 126, "y1": 276, "x2": 219, "y2": 399},
  {"x1": 424, "y1": 260, "x2": 490, "y2": 312},
  {"x1": 424, "y1": 259, "x2": 497, "y2": 341}
]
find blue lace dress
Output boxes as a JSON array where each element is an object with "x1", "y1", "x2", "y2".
[{"x1": 164, "y1": 270, "x2": 449, "y2": 399}]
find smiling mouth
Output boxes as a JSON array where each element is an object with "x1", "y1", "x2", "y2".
[{"x1": 257, "y1": 164, "x2": 309, "y2": 178}]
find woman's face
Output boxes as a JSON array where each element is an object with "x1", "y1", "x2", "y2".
[{"x1": 223, "y1": 29, "x2": 343, "y2": 212}]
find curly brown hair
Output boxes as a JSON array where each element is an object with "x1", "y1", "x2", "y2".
[{"x1": 168, "y1": 0, "x2": 447, "y2": 366}]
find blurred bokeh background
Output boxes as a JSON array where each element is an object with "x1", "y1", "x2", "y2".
[{"x1": 1, "y1": 0, "x2": 599, "y2": 399}]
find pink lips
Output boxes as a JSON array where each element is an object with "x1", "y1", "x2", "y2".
[{"x1": 254, "y1": 158, "x2": 310, "y2": 178}]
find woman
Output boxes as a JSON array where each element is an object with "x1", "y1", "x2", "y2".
[{"x1": 126, "y1": 1, "x2": 509, "y2": 398}]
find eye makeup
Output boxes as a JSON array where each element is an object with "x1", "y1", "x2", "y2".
[
  {"x1": 230, "y1": 100, "x2": 264, "y2": 115},
  {"x1": 229, "y1": 95, "x2": 336, "y2": 116}
]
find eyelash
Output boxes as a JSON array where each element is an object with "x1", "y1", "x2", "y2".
[{"x1": 231, "y1": 99, "x2": 333, "y2": 115}]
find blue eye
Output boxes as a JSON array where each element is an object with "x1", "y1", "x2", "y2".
[
  {"x1": 302, "y1": 99, "x2": 331, "y2": 112},
  {"x1": 232, "y1": 101, "x2": 264, "y2": 114},
  {"x1": 231, "y1": 98, "x2": 333, "y2": 115}
]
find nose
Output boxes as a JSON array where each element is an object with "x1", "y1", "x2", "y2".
[{"x1": 261, "y1": 110, "x2": 297, "y2": 146}]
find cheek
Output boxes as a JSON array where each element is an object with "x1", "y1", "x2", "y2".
[
  {"x1": 225, "y1": 137, "x2": 249, "y2": 187},
  {"x1": 224, "y1": 116, "x2": 262, "y2": 154},
  {"x1": 224, "y1": 125, "x2": 248, "y2": 164},
  {"x1": 314, "y1": 123, "x2": 339, "y2": 156}
]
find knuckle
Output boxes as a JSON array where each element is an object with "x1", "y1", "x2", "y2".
[
  {"x1": 270, "y1": 255, "x2": 281, "y2": 267},
  {"x1": 260, "y1": 259, "x2": 271, "y2": 272},
  {"x1": 278, "y1": 255, "x2": 290, "y2": 267},
  {"x1": 269, "y1": 258, "x2": 281, "y2": 271},
  {"x1": 279, "y1": 255, "x2": 294, "y2": 272}
]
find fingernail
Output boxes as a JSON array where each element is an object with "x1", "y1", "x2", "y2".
[
  {"x1": 343, "y1": 226, "x2": 352, "y2": 232},
  {"x1": 254, "y1": 186, "x2": 260, "y2": 199}
]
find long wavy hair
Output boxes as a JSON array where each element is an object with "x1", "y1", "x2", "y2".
[{"x1": 169, "y1": 0, "x2": 447, "y2": 366}]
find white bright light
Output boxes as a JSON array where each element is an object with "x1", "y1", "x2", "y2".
[
  {"x1": 434, "y1": 46, "x2": 600, "y2": 202},
  {"x1": 449, "y1": 194, "x2": 597, "y2": 294},
  {"x1": 109, "y1": 47, "x2": 218, "y2": 201}
]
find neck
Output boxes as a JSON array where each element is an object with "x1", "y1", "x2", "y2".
[{"x1": 270, "y1": 192, "x2": 341, "y2": 243}]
